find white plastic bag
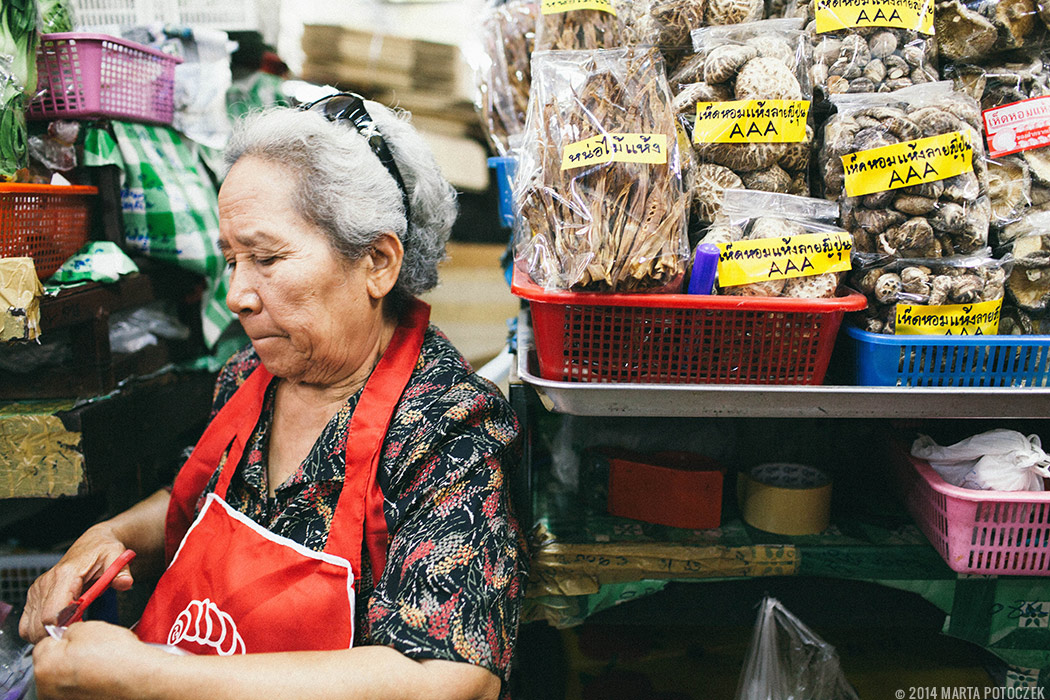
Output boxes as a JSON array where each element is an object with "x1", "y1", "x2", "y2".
[
  {"x1": 911, "y1": 429, "x2": 1050, "y2": 491},
  {"x1": 736, "y1": 596, "x2": 859, "y2": 700}
]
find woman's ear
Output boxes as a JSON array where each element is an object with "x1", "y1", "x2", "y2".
[{"x1": 365, "y1": 232, "x2": 404, "y2": 300}]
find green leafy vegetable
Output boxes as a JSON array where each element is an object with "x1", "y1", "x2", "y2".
[
  {"x1": 0, "y1": 0, "x2": 38, "y2": 180},
  {"x1": 38, "y1": 0, "x2": 74, "y2": 33}
]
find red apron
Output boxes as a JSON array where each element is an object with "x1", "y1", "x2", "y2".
[{"x1": 136, "y1": 300, "x2": 430, "y2": 655}]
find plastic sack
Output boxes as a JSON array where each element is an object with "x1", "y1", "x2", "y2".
[
  {"x1": 514, "y1": 48, "x2": 690, "y2": 292},
  {"x1": 675, "y1": 19, "x2": 812, "y2": 223},
  {"x1": 735, "y1": 596, "x2": 859, "y2": 700},
  {"x1": 820, "y1": 82, "x2": 991, "y2": 259},
  {"x1": 534, "y1": 0, "x2": 625, "y2": 51},
  {"x1": 47, "y1": 241, "x2": 139, "y2": 285},
  {"x1": 849, "y1": 248, "x2": 1011, "y2": 333},
  {"x1": 935, "y1": 0, "x2": 1046, "y2": 63},
  {"x1": 700, "y1": 189, "x2": 850, "y2": 297},
  {"x1": 911, "y1": 429, "x2": 1050, "y2": 491},
  {"x1": 473, "y1": 0, "x2": 539, "y2": 158}
]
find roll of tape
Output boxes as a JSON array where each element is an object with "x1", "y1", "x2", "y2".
[{"x1": 737, "y1": 462, "x2": 832, "y2": 536}]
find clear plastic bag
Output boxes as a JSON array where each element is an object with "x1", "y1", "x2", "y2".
[
  {"x1": 848, "y1": 248, "x2": 1011, "y2": 333},
  {"x1": 473, "y1": 0, "x2": 539, "y2": 157},
  {"x1": 944, "y1": 50, "x2": 1050, "y2": 235},
  {"x1": 996, "y1": 224, "x2": 1050, "y2": 322},
  {"x1": 735, "y1": 596, "x2": 859, "y2": 700},
  {"x1": 820, "y1": 82, "x2": 991, "y2": 259},
  {"x1": 675, "y1": 19, "x2": 813, "y2": 223},
  {"x1": 534, "y1": 0, "x2": 625, "y2": 51},
  {"x1": 0, "y1": 602, "x2": 34, "y2": 700},
  {"x1": 514, "y1": 48, "x2": 690, "y2": 292},
  {"x1": 912, "y1": 429, "x2": 1050, "y2": 491},
  {"x1": 935, "y1": 0, "x2": 1046, "y2": 63},
  {"x1": 808, "y1": 27, "x2": 937, "y2": 99},
  {"x1": 702, "y1": 189, "x2": 850, "y2": 297}
]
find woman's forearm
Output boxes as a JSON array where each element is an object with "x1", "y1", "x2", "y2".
[
  {"x1": 155, "y1": 646, "x2": 499, "y2": 700},
  {"x1": 33, "y1": 623, "x2": 500, "y2": 700},
  {"x1": 97, "y1": 488, "x2": 171, "y2": 562}
]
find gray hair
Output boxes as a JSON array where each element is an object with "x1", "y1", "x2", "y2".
[{"x1": 222, "y1": 101, "x2": 457, "y2": 310}]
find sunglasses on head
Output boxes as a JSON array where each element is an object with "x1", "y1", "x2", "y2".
[{"x1": 300, "y1": 92, "x2": 411, "y2": 221}]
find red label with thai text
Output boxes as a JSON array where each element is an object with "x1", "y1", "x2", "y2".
[{"x1": 983, "y1": 95, "x2": 1050, "y2": 158}]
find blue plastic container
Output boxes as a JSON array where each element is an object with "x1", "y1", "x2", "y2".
[
  {"x1": 843, "y1": 325, "x2": 1050, "y2": 387},
  {"x1": 488, "y1": 156, "x2": 517, "y2": 228}
]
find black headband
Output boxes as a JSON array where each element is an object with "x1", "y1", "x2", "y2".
[{"x1": 300, "y1": 92, "x2": 412, "y2": 222}]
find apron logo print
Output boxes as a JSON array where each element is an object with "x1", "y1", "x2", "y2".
[{"x1": 168, "y1": 598, "x2": 246, "y2": 656}]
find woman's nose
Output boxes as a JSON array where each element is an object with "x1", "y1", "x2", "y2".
[{"x1": 225, "y1": 266, "x2": 261, "y2": 316}]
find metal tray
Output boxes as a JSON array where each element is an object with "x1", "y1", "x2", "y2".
[{"x1": 514, "y1": 314, "x2": 1050, "y2": 419}]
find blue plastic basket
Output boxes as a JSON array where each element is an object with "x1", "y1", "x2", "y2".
[
  {"x1": 844, "y1": 325, "x2": 1050, "y2": 387},
  {"x1": 488, "y1": 156, "x2": 517, "y2": 228}
]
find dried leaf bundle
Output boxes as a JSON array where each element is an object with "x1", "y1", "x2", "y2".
[
  {"x1": 477, "y1": 0, "x2": 539, "y2": 155},
  {"x1": 516, "y1": 48, "x2": 689, "y2": 291}
]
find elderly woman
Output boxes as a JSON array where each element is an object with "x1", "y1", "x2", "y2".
[{"x1": 20, "y1": 94, "x2": 527, "y2": 700}]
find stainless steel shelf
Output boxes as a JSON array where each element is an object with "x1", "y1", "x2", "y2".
[{"x1": 514, "y1": 314, "x2": 1050, "y2": 419}]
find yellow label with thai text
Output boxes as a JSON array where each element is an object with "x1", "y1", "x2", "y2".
[
  {"x1": 542, "y1": 0, "x2": 616, "y2": 14},
  {"x1": 895, "y1": 299, "x2": 1002, "y2": 335},
  {"x1": 716, "y1": 231, "x2": 853, "y2": 287},
  {"x1": 814, "y1": 0, "x2": 934, "y2": 34},
  {"x1": 561, "y1": 133, "x2": 668, "y2": 170},
  {"x1": 841, "y1": 130, "x2": 972, "y2": 198},
  {"x1": 693, "y1": 100, "x2": 810, "y2": 143}
]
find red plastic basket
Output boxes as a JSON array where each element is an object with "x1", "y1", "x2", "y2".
[
  {"x1": 0, "y1": 184, "x2": 98, "y2": 279},
  {"x1": 27, "y1": 33, "x2": 181, "y2": 125},
  {"x1": 892, "y1": 446, "x2": 1050, "y2": 576},
  {"x1": 512, "y1": 268, "x2": 867, "y2": 384}
]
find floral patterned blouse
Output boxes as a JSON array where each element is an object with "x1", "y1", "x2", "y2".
[{"x1": 184, "y1": 325, "x2": 528, "y2": 686}]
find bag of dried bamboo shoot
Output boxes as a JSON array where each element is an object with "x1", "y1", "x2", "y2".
[
  {"x1": 514, "y1": 48, "x2": 690, "y2": 292},
  {"x1": 848, "y1": 248, "x2": 1011, "y2": 333},
  {"x1": 819, "y1": 82, "x2": 992, "y2": 260},
  {"x1": 473, "y1": 0, "x2": 540, "y2": 157},
  {"x1": 700, "y1": 189, "x2": 853, "y2": 297},
  {"x1": 795, "y1": 0, "x2": 938, "y2": 99},
  {"x1": 943, "y1": 50, "x2": 1050, "y2": 238},
  {"x1": 534, "y1": 0, "x2": 626, "y2": 51},
  {"x1": 676, "y1": 18, "x2": 813, "y2": 224}
]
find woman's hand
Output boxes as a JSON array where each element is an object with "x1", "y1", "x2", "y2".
[
  {"x1": 18, "y1": 524, "x2": 135, "y2": 643},
  {"x1": 19, "y1": 489, "x2": 170, "y2": 643},
  {"x1": 32, "y1": 621, "x2": 166, "y2": 700}
]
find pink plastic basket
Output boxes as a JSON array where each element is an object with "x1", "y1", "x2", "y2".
[
  {"x1": 27, "y1": 33, "x2": 181, "y2": 125},
  {"x1": 892, "y1": 445, "x2": 1050, "y2": 575}
]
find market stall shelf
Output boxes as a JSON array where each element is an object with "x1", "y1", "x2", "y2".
[{"x1": 516, "y1": 311, "x2": 1050, "y2": 418}]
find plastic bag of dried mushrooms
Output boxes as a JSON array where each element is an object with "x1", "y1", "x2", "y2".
[
  {"x1": 514, "y1": 48, "x2": 691, "y2": 292},
  {"x1": 819, "y1": 81, "x2": 992, "y2": 259},
  {"x1": 473, "y1": 0, "x2": 539, "y2": 157},
  {"x1": 995, "y1": 215, "x2": 1050, "y2": 331},
  {"x1": 943, "y1": 50, "x2": 1050, "y2": 238},
  {"x1": 700, "y1": 189, "x2": 853, "y2": 297},
  {"x1": 650, "y1": 0, "x2": 766, "y2": 74},
  {"x1": 793, "y1": 0, "x2": 938, "y2": 100},
  {"x1": 935, "y1": 0, "x2": 1046, "y2": 64},
  {"x1": 671, "y1": 18, "x2": 813, "y2": 224},
  {"x1": 849, "y1": 249, "x2": 1011, "y2": 333},
  {"x1": 535, "y1": 0, "x2": 626, "y2": 51}
]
